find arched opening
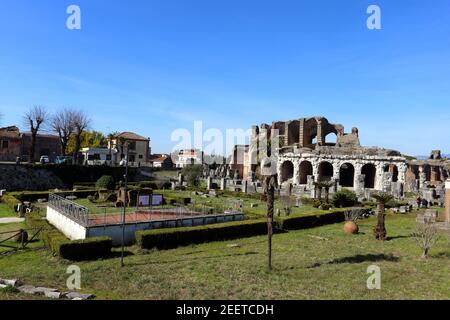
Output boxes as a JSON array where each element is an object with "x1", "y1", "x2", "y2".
[
  {"x1": 280, "y1": 161, "x2": 294, "y2": 183},
  {"x1": 318, "y1": 161, "x2": 334, "y2": 181},
  {"x1": 423, "y1": 165, "x2": 431, "y2": 182},
  {"x1": 324, "y1": 132, "x2": 337, "y2": 146},
  {"x1": 384, "y1": 164, "x2": 399, "y2": 182},
  {"x1": 362, "y1": 163, "x2": 376, "y2": 189},
  {"x1": 299, "y1": 161, "x2": 313, "y2": 185},
  {"x1": 339, "y1": 163, "x2": 355, "y2": 187}
]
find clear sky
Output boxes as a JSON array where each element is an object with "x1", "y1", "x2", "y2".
[{"x1": 0, "y1": 0, "x2": 449, "y2": 156}]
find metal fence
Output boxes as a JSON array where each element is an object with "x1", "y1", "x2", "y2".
[{"x1": 48, "y1": 193, "x2": 89, "y2": 226}]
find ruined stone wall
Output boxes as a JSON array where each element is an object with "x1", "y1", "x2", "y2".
[{"x1": 277, "y1": 152, "x2": 407, "y2": 197}]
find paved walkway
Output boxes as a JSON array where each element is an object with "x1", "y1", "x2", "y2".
[{"x1": 0, "y1": 217, "x2": 24, "y2": 224}]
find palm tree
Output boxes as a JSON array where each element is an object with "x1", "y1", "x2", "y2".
[
  {"x1": 314, "y1": 182, "x2": 322, "y2": 200},
  {"x1": 372, "y1": 192, "x2": 394, "y2": 241},
  {"x1": 107, "y1": 132, "x2": 119, "y2": 165},
  {"x1": 322, "y1": 181, "x2": 335, "y2": 204}
]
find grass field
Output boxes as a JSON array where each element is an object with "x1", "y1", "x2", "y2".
[
  {"x1": 0, "y1": 203, "x2": 16, "y2": 218},
  {"x1": 1, "y1": 213, "x2": 449, "y2": 300}
]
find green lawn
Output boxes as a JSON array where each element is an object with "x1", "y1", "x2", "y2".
[
  {"x1": 0, "y1": 213, "x2": 449, "y2": 300},
  {"x1": 0, "y1": 203, "x2": 16, "y2": 218}
]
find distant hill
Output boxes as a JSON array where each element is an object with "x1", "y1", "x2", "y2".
[{"x1": 415, "y1": 154, "x2": 450, "y2": 160}]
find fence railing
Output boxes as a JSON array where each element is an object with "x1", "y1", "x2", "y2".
[{"x1": 48, "y1": 193, "x2": 89, "y2": 226}]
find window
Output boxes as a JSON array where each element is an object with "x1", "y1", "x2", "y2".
[
  {"x1": 128, "y1": 142, "x2": 136, "y2": 150},
  {"x1": 1, "y1": 140, "x2": 8, "y2": 149},
  {"x1": 138, "y1": 155, "x2": 143, "y2": 159},
  {"x1": 88, "y1": 154, "x2": 101, "y2": 161}
]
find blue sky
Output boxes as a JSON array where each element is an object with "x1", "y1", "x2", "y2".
[{"x1": 0, "y1": 0, "x2": 449, "y2": 156}]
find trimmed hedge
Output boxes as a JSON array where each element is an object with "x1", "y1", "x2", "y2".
[
  {"x1": 57, "y1": 237, "x2": 113, "y2": 261},
  {"x1": 11, "y1": 190, "x2": 97, "y2": 202},
  {"x1": 136, "y1": 219, "x2": 268, "y2": 250},
  {"x1": 164, "y1": 195, "x2": 191, "y2": 205},
  {"x1": 278, "y1": 209, "x2": 347, "y2": 230},
  {"x1": 26, "y1": 212, "x2": 112, "y2": 261}
]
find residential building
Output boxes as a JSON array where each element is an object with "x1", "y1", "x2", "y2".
[
  {"x1": 174, "y1": 149, "x2": 203, "y2": 168},
  {"x1": 108, "y1": 132, "x2": 151, "y2": 167},
  {"x1": 81, "y1": 147, "x2": 117, "y2": 166},
  {"x1": 21, "y1": 133, "x2": 61, "y2": 162},
  {"x1": 149, "y1": 154, "x2": 174, "y2": 169},
  {"x1": 0, "y1": 126, "x2": 21, "y2": 161},
  {"x1": 0, "y1": 126, "x2": 61, "y2": 162}
]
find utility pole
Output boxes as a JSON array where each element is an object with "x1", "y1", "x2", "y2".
[{"x1": 120, "y1": 142, "x2": 129, "y2": 268}]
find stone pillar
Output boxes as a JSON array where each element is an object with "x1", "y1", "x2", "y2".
[
  {"x1": 243, "y1": 180, "x2": 248, "y2": 194},
  {"x1": 431, "y1": 167, "x2": 438, "y2": 184},
  {"x1": 299, "y1": 118, "x2": 305, "y2": 147},
  {"x1": 206, "y1": 177, "x2": 212, "y2": 190},
  {"x1": 220, "y1": 178, "x2": 227, "y2": 191},
  {"x1": 284, "y1": 121, "x2": 291, "y2": 146},
  {"x1": 445, "y1": 180, "x2": 450, "y2": 224},
  {"x1": 293, "y1": 161, "x2": 300, "y2": 185}
]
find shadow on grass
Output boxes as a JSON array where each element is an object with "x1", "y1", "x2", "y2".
[
  {"x1": 128, "y1": 251, "x2": 259, "y2": 268},
  {"x1": 307, "y1": 253, "x2": 400, "y2": 268},
  {"x1": 386, "y1": 235, "x2": 410, "y2": 241},
  {"x1": 431, "y1": 251, "x2": 450, "y2": 259}
]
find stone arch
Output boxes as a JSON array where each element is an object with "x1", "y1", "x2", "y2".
[
  {"x1": 318, "y1": 161, "x2": 334, "y2": 181},
  {"x1": 339, "y1": 163, "x2": 355, "y2": 187},
  {"x1": 384, "y1": 164, "x2": 399, "y2": 182},
  {"x1": 280, "y1": 161, "x2": 294, "y2": 183},
  {"x1": 423, "y1": 165, "x2": 431, "y2": 182},
  {"x1": 299, "y1": 160, "x2": 313, "y2": 185},
  {"x1": 362, "y1": 163, "x2": 376, "y2": 189},
  {"x1": 324, "y1": 132, "x2": 337, "y2": 146}
]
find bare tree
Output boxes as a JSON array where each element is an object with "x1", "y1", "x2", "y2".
[
  {"x1": 24, "y1": 106, "x2": 48, "y2": 163},
  {"x1": 411, "y1": 223, "x2": 439, "y2": 259},
  {"x1": 72, "y1": 110, "x2": 91, "y2": 164},
  {"x1": 51, "y1": 108, "x2": 76, "y2": 156}
]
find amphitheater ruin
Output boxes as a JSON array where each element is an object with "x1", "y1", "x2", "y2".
[{"x1": 240, "y1": 116, "x2": 450, "y2": 202}]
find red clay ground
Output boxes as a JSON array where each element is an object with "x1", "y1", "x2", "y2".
[{"x1": 87, "y1": 210, "x2": 201, "y2": 226}]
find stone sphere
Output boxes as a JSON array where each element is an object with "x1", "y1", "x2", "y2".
[{"x1": 344, "y1": 221, "x2": 359, "y2": 235}]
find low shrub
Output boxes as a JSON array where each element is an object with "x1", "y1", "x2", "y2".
[
  {"x1": 95, "y1": 175, "x2": 116, "y2": 191},
  {"x1": 25, "y1": 212, "x2": 112, "y2": 261},
  {"x1": 312, "y1": 199, "x2": 322, "y2": 208},
  {"x1": 300, "y1": 196, "x2": 315, "y2": 206},
  {"x1": 57, "y1": 237, "x2": 113, "y2": 261},
  {"x1": 164, "y1": 196, "x2": 191, "y2": 205},
  {"x1": 0, "y1": 194, "x2": 20, "y2": 211},
  {"x1": 319, "y1": 203, "x2": 332, "y2": 211},
  {"x1": 138, "y1": 181, "x2": 158, "y2": 189},
  {"x1": 278, "y1": 209, "x2": 346, "y2": 230},
  {"x1": 136, "y1": 219, "x2": 268, "y2": 250},
  {"x1": 11, "y1": 190, "x2": 97, "y2": 202},
  {"x1": 333, "y1": 189, "x2": 358, "y2": 208}
]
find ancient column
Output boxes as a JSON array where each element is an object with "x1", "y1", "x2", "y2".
[
  {"x1": 220, "y1": 178, "x2": 227, "y2": 191},
  {"x1": 445, "y1": 179, "x2": 450, "y2": 224}
]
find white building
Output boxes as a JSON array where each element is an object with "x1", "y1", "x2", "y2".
[
  {"x1": 81, "y1": 148, "x2": 116, "y2": 166},
  {"x1": 174, "y1": 149, "x2": 203, "y2": 168}
]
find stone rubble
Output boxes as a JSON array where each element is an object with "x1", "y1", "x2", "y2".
[{"x1": 0, "y1": 277, "x2": 94, "y2": 300}]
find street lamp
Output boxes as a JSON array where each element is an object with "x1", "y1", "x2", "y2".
[{"x1": 120, "y1": 142, "x2": 129, "y2": 267}]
